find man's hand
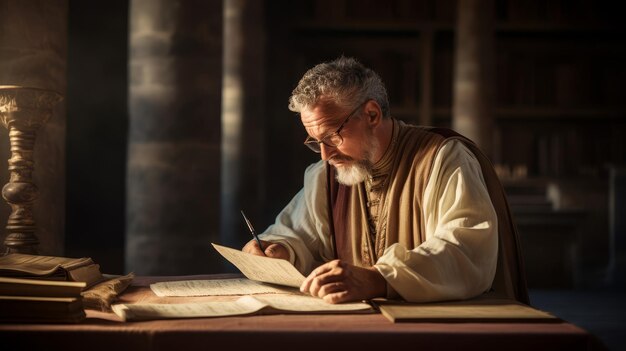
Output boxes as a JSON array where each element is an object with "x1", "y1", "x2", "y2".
[
  {"x1": 242, "y1": 239, "x2": 290, "y2": 260},
  {"x1": 300, "y1": 260, "x2": 386, "y2": 304}
]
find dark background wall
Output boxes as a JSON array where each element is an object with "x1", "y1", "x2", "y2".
[
  {"x1": 58, "y1": 0, "x2": 626, "y2": 290},
  {"x1": 65, "y1": 0, "x2": 128, "y2": 273}
]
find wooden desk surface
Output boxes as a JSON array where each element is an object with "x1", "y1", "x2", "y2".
[{"x1": 0, "y1": 275, "x2": 605, "y2": 351}]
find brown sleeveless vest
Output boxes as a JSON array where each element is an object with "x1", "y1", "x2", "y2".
[{"x1": 326, "y1": 124, "x2": 529, "y2": 304}]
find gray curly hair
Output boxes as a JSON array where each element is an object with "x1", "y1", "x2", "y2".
[{"x1": 288, "y1": 56, "x2": 390, "y2": 118}]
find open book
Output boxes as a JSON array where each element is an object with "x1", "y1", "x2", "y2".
[
  {"x1": 112, "y1": 293, "x2": 373, "y2": 321},
  {"x1": 0, "y1": 253, "x2": 104, "y2": 288}
]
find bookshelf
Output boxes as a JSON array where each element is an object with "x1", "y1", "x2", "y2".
[
  {"x1": 263, "y1": 0, "x2": 625, "y2": 287},
  {"x1": 264, "y1": 1, "x2": 625, "y2": 178}
]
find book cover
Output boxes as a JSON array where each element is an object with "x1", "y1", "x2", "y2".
[
  {"x1": 0, "y1": 276, "x2": 86, "y2": 297},
  {"x1": 377, "y1": 298, "x2": 558, "y2": 323},
  {"x1": 0, "y1": 295, "x2": 86, "y2": 323}
]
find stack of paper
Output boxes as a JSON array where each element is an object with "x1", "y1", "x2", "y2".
[{"x1": 112, "y1": 243, "x2": 374, "y2": 321}]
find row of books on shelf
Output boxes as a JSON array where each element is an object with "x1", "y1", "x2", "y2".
[
  {"x1": 304, "y1": 0, "x2": 612, "y2": 23},
  {"x1": 0, "y1": 253, "x2": 132, "y2": 324}
]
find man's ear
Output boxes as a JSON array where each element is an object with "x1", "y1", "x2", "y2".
[{"x1": 364, "y1": 100, "x2": 383, "y2": 126}]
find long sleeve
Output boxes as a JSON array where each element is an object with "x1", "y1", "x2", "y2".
[
  {"x1": 375, "y1": 140, "x2": 498, "y2": 302},
  {"x1": 258, "y1": 161, "x2": 335, "y2": 274},
  {"x1": 260, "y1": 140, "x2": 498, "y2": 303}
]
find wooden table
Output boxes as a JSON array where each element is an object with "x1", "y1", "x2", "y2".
[{"x1": 0, "y1": 275, "x2": 606, "y2": 351}]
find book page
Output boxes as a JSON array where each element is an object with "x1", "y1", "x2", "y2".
[
  {"x1": 0, "y1": 254, "x2": 93, "y2": 276},
  {"x1": 67, "y1": 263, "x2": 104, "y2": 287},
  {"x1": 252, "y1": 294, "x2": 373, "y2": 312},
  {"x1": 212, "y1": 243, "x2": 306, "y2": 288},
  {"x1": 150, "y1": 278, "x2": 297, "y2": 297},
  {"x1": 112, "y1": 298, "x2": 268, "y2": 321},
  {"x1": 112, "y1": 294, "x2": 372, "y2": 321}
]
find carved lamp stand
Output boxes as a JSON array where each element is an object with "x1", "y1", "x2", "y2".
[{"x1": 0, "y1": 86, "x2": 62, "y2": 255}]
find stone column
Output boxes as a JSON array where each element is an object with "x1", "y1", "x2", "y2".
[
  {"x1": 221, "y1": 0, "x2": 266, "y2": 249},
  {"x1": 0, "y1": 0, "x2": 68, "y2": 255},
  {"x1": 127, "y1": 0, "x2": 223, "y2": 274},
  {"x1": 452, "y1": 0, "x2": 495, "y2": 157}
]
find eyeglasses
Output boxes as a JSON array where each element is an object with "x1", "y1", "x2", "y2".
[{"x1": 303, "y1": 101, "x2": 368, "y2": 153}]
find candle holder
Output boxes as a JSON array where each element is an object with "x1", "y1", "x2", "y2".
[{"x1": 0, "y1": 86, "x2": 62, "y2": 254}]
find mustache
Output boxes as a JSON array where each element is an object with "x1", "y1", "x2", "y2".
[{"x1": 328, "y1": 155, "x2": 355, "y2": 165}]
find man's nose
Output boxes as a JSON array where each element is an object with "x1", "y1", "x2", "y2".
[{"x1": 320, "y1": 143, "x2": 336, "y2": 161}]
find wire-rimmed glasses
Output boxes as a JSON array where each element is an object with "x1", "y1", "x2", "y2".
[{"x1": 303, "y1": 100, "x2": 368, "y2": 153}]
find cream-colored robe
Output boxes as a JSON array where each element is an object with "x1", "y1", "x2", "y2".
[{"x1": 259, "y1": 135, "x2": 499, "y2": 303}]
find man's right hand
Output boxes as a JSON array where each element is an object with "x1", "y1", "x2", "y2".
[{"x1": 242, "y1": 239, "x2": 290, "y2": 260}]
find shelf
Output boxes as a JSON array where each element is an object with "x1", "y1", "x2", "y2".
[
  {"x1": 268, "y1": 0, "x2": 626, "y2": 184},
  {"x1": 494, "y1": 22, "x2": 624, "y2": 33},
  {"x1": 292, "y1": 20, "x2": 621, "y2": 35},
  {"x1": 293, "y1": 20, "x2": 453, "y2": 34},
  {"x1": 424, "y1": 107, "x2": 625, "y2": 120},
  {"x1": 496, "y1": 107, "x2": 626, "y2": 119}
]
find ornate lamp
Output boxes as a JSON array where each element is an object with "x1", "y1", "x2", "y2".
[{"x1": 0, "y1": 86, "x2": 62, "y2": 254}]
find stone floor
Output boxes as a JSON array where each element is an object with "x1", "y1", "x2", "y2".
[{"x1": 529, "y1": 289, "x2": 626, "y2": 350}]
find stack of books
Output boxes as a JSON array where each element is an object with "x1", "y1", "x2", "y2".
[{"x1": 0, "y1": 253, "x2": 105, "y2": 323}]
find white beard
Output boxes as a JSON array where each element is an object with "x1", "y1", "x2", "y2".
[
  {"x1": 333, "y1": 132, "x2": 379, "y2": 186},
  {"x1": 335, "y1": 162, "x2": 370, "y2": 185}
]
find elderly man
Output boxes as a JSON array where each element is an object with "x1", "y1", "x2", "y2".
[{"x1": 243, "y1": 56, "x2": 527, "y2": 304}]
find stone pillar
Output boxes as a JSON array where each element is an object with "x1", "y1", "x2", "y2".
[
  {"x1": 221, "y1": 0, "x2": 266, "y2": 249},
  {"x1": 452, "y1": 0, "x2": 495, "y2": 157},
  {"x1": 0, "y1": 0, "x2": 68, "y2": 255},
  {"x1": 127, "y1": 0, "x2": 223, "y2": 274}
]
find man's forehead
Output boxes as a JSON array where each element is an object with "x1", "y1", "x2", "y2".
[{"x1": 300, "y1": 101, "x2": 344, "y2": 129}]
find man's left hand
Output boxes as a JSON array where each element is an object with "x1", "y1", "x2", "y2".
[{"x1": 300, "y1": 260, "x2": 386, "y2": 304}]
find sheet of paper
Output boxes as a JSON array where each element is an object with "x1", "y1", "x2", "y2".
[
  {"x1": 112, "y1": 298, "x2": 268, "y2": 321},
  {"x1": 112, "y1": 294, "x2": 373, "y2": 321},
  {"x1": 212, "y1": 243, "x2": 306, "y2": 288},
  {"x1": 251, "y1": 294, "x2": 372, "y2": 312},
  {"x1": 150, "y1": 278, "x2": 297, "y2": 297}
]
